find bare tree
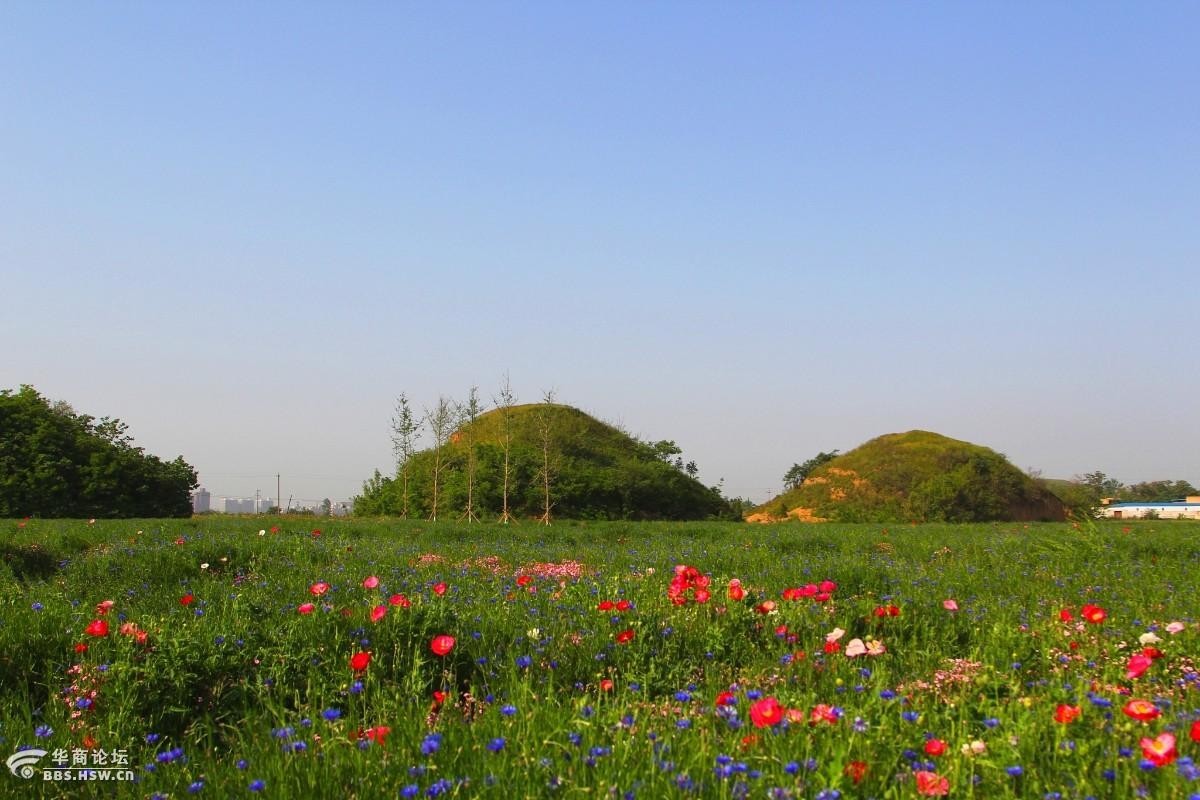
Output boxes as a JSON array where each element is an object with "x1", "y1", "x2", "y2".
[
  {"x1": 494, "y1": 374, "x2": 518, "y2": 525},
  {"x1": 534, "y1": 389, "x2": 557, "y2": 525},
  {"x1": 425, "y1": 395, "x2": 456, "y2": 522},
  {"x1": 390, "y1": 393, "x2": 421, "y2": 519},
  {"x1": 458, "y1": 386, "x2": 482, "y2": 523}
]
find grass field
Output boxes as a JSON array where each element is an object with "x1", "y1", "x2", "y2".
[{"x1": 1, "y1": 517, "x2": 1198, "y2": 798}]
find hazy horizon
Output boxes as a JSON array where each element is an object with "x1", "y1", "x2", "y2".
[{"x1": 3, "y1": 3, "x2": 1196, "y2": 506}]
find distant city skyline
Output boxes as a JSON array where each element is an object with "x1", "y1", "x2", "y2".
[{"x1": 2, "y1": 3, "x2": 1196, "y2": 504}]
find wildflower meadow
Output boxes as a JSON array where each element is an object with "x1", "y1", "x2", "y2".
[{"x1": 2, "y1": 518, "x2": 1198, "y2": 799}]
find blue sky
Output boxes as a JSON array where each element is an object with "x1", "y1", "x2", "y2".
[{"x1": 2, "y1": 3, "x2": 1196, "y2": 505}]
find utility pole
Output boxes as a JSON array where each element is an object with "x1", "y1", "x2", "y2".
[
  {"x1": 276, "y1": 474, "x2": 281, "y2": 514},
  {"x1": 255, "y1": 489, "x2": 261, "y2": 514}
]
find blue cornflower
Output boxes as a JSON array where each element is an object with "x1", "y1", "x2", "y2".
[
  {"x1": 676, "y1": 719, "x2": 691, "y2": 729},
  {"x1": 852, "y1": 717, "x2": 869, "y2": 733},
  {"x1": 746, "y1": 690, "x2": 762, "y2": 700},
  {"x1": 902, "y1": 710, "x2": 919, "y2": 722},
  {"x1": 784, "y1": 761, "x2": 799, "y2": 775},
  {"x1": 145, "y1": 733, "x2": 162, "y2": 745},
  {"x1": 75, "y1": 698, "x2": 93, "y2": 710},
  {"x1": 487, "y1": 737, "x2": 506, "y2": 752},
  {"x1": 236, "y1": 759, "x2": 248, "y2": 770},
  {"x1": 322, "y1": 708, "x2": 341, "y2": 721},
  {"x1": 816, "y1": 790, "x2": 841, "y2": 800},
  {"x1": 420, "y1": 733, "x2": 442, "y2": 755},
  {"x1": 568, "y1": 732, "x2": 583, "y2": 746},
  {"x1": 500, "y1": 704, "x2": 517, "y2": 717},
  {"x1": 188, "y1": 780, "x2": 204, "y2": 793},
  {"x1": 31, "y1": 602, "x2": 43, "y2": 611},
  {"x1": 34, "y1": 725, "x2": 53, "y2": 739},
  {"x1": 426, "y1": 778, "x2": 452, "y2": 797},
  {"x1": 400, "y1": 785, "x2": 420, "y2": 799},
  {"x1": 1006, "y1": 766, "x2": 1023, "y2": 777},
  {"x1": 350, "y1": 681, "x2": 364, "y2": 694},
  {"x1": 515, "y1": 655, "x2": 533, "y2": 669},
  {"x1": 674, "y1": 690, "x2": 693, "y2": 702},
  {"x1": 880, "y1": 689, "x2": 897, "y2": 700},
  {"x1": 249, "y1": 779, "x2": 265, "y2": 792},
  {"x1": 984, "y1": 717, "x2": 1000, "y2": 728}
]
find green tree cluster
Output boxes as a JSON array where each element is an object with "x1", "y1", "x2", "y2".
[
  {"x1": 0, "y1": 386, "x2": 198, "y2": 518},
  {"x1": 1042, "y1": 472, "x2": 1198, "y2": 518}
]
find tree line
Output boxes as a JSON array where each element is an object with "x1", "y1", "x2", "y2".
[{"x1": 0, "y1": 386, "x2": 198, "y2": 518}]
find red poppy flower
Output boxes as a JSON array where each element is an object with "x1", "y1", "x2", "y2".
[
  {"x1": 311, "y1": 529, "x2": 321, "y2": 538},
  {"x1": 615, "y1": 629, "x2": 635, "y2": 644},
  {"x1": 430, "y1": 635, "x2": 455, "y2": 657},
  {"x1": 1142, "y1": 646, "x2": 1164, "y2": 660},
  {"x1": 924, "y1": 738, "x2": 947, "y2": 756},
  {"x1": 432, "y1": 582, "x2": 447, "y2": 596},
  {"x1": 297, "y1": 603, "x2": 315, "y2": 615},
  {"x1": 615, "y1": 599, "x2": 631, "y2": 612},
  {"x1": 844, "y1": 761, "x2": 868, "y2": 785},
  {"x1": 1190, "y1": 720, "x2": 1200, "y2": 743},
  {"x1": 1126, "y1": 653, "x2": 1153, "y2": 680},
  {"x1": 1081, "y1": 604, "x2": 1107, "y2": 624},
  {"x1": 388, "y1": 593, "x2": 410, "y2": 608},
  {"x1": 809, "y1": 704, "x2": 838, "y2": 725},
  {"x1": 915, "y1": 771, "x2": 949, "y2": 796},
  {"x1": 179, "y1": 594, "x2": 194, "y2": 606},
  {"x1": 516, "y1": 575, "x2": 532, "y2": 587},
  {"x1": 96, "y1": 600, "x2": 114, "y2": 615},
  {"x1": 597, "y1": 600, "x2": 615, "y2": 611},
  {"x1": 1140, "y1": 732, "x2": 1177, "y2": 767},
  {"x1": 74, "y1": 643, "x2": 88, "y2": 653},
  {"x1": 823, "y1": 640, "x2": 841, "y2": 655},
  {"x1": 599, "y1": 679, "x2": 614, "y2": 691},
  {"x1": 310, "y1": 582, "x2": 330, "y2": 596},
  {"x1": 727, "y1": 580, "x2": 745, "y2": 601},
  {"x1": 370, "y1": 605, "x2": 387, "y2": 623},
  {"x1": 1059, "y1": 608, "x2": 1074, "y2": 622},
  {"x1": 819, "y1": 580, "x2": 837, "y2": 594},
  {"x1": 362, "y1": 575, "x2": 379, "y2": 589},
  {"x1": 350, "y1": 651, "x2": 371, "y2": 671},
  {"x1": 715, "y1": 691, "x2": 736, "y2": 707},
  {"x1": 1054, "y1": 704, "x2": 1081, "y2": 724},
  {"x1": 1123, "y1": 698, "x2": 1160, "y2": 722},
  {"x1": 432, "y1": 690, "x2": 447, "y2": 706},
  {"x1": 362, "y1": 726, "x2": 390, "y2": 744},
  {"x1": 85, "y1": 619, "x2": 109, "y2": 637},
  {"x1": 754, "y1": 601, "x2": 776, "y2": 615},
  {"x1": 693, "y1": 588, "x2": 711, "y2": 604},
  {"x1": 749, "y1": 697, "x2": 783, "y2": 728}
]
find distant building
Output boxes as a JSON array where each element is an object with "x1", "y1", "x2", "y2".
[
  {"x1": 223, "y1": 497, "x2": 253, "y2": 514},
  {"x1": 192, "y1": 488, "x2": 211, "y2": 513},
  {"x1": 1098, "y1": 496, "x2": 1200, "y2": 520}
]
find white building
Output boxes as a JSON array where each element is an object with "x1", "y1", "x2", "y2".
[
  {"x1": 191, "y1": 488, "x2": 211, "y2": 513},
  {"x1": 1098, "y1": 496, "x2": 1200, "y2": 520}
]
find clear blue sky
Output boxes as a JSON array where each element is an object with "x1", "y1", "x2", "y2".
[{"x1": 2, "y1": 3, "x2": 1196, "y2": 505}]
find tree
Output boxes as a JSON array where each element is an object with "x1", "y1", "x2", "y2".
[
  {"x1": 320, "y1": 498, "x2": 332, "y2": 516},
  {"x1": 494, "y1": 374, "x2": 517, "y2": 524},
  {"x1": 424, "y1": 395, "x2": 456, "y2": 522},
  {"x1": 1078, "y1": 471, "x2": 1122, "y2": 499},
  {"x1": 0, "y1": 385, "x2": 197, "y2": 518},
  {"x1": 533, "y1": 390, "x2": 557, "y2": 525},
  {"x1": 782, "y1": 450, "x2": 840, "y2": 490},
  {"x1": 390, "y1": 393, "x2": 421, "y2": 519},
  {"x1": 458, "y1": 386, "x2": 482, "y2": 523}
]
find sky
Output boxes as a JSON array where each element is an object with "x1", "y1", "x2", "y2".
[{"x1": 2, "y1": 2, "x2": 1197, "y2": 506}]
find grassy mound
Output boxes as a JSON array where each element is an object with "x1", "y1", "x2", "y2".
[
  {"x1": 751, "y1": 430, "x2": 1066, "y2": 523},
  {"x1": 357, "y1": 404, "x2": 733, "y2": 521}
]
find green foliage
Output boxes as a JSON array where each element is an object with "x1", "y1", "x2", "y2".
[
  {"x1": 781, "y1": 450, "x2": 839, "y2": 490},
  {"x1": 357, "y1": 404, "x2": 732, "y2": 521},
  {"x1": 756, "y1": 430, "x2": 1066, "y2": 522},
  {"x1": 2, "y1": 517, "x2": 1199, "y2": 798},
  {"x1": 0, "y1": 386, "x2": 197, "y2": 518}
]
